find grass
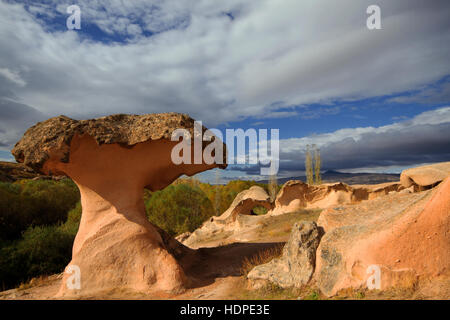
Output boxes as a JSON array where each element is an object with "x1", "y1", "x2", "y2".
[
  {"x1": 240, "y1": 244, "x2": 284, "y2": 276},
  {"x1": 233, "y1": 279, "x2": 329, "y2": 300},
  {"x1": 237, "y1": 282, "x2": 302, "y2": 300},
  {"x1": 303, "y1": 289, "x2": 321, "y2": 300},
  {"x1": 18, "y1": 275, "x2": 49, "y2": 291},
  {"x1": 256, "y1": 209, "x2": 322, "y2": 240},
  {"x1": 252, "y1": 206, "x2": 268, "y2": 215}
]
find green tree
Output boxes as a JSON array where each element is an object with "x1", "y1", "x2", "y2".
[
  {"x1": 313, "y1": 145, "x2": 322, "y2": 185},
  {"x1": 268, "y1": 174, "x2": 278, "y2": 202},
  {"x1": 305, "y1": 145, "x2": 314, "y2": 185},
  {"x1": 145, "y1": 184, "x2": 214, "y2": 236}
]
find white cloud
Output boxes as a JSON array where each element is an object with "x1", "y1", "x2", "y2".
[
  {"x1": 1, "y1": 1, "x2": 450, "y2": 119},
  {"x1": 0, "y1": 68, "x2": 27, "y2": 87},
  {"x1": 269, "y1": 107, "x2": 450, "y2": 173},
  {"x1": 0, "y1": 0, "x2": 450, "y2": 158}
]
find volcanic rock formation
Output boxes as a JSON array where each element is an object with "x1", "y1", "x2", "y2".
[
  {"x1": 400, "y1": 161, "x2": 450, "y2": 190},
  {"x1": 12, "y1": 113, "x2": 226, "y2": 296},
  {"x1": 269, "y1": 180, "x2": 405, "y2": 215},
  {"x1": 182, "y1": 186, "x2": 273, "y2": 247},
  {"x1": 315, "y1": 176, "x2": 450, "y2": 296}
]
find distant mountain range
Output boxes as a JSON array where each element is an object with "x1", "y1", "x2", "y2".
[
  {"x1": 0, "y1": 160, "x2": 400, "y2": 186},
  {"x1": 259, "y1": 170, "x2": 400, "y2": 185}
]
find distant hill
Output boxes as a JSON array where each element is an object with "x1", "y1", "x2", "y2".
[{"x1": 259, "y1": 170, "x2": 400, "y2": 185}]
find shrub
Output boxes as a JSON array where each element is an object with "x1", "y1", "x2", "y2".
[
  {"x1": 145, "y1": 184, "x2": 214, "y2": 236},
  {"x1": 16, "y1": 225, "x2": 75, "y2": 276},
  {"x1": 0, "y1": 222, "x2": 78, "y2": 290},
  {"x1": 0, "y1": 179, "x2": 80, "y2": 240},
  {"x1": 252, "y1": 206, "x2": 268, "y2": 215}
]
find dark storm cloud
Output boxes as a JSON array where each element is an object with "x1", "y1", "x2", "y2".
[
  {"x1": 234, "y1": 107, "x2": 450, "y2": 175},
  {"x1": 284, "y1": 123, "x2": 450, "y2": 171},
  {"x1": 0, "y1": 98, "x2": 46, "y2": 150}
]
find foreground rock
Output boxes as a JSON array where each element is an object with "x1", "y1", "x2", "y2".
[
  {"x1": 12, "y1": 113, "x2": 226, "y2": 297},
  {"x1": 315, "y1": 176, "x2": 450, "y2": 296},
  {"x1": 400, "y1": 161, "x2": 450, "y2": 190},
  {"x1": 248, "y1": 221, "x2": 323, "y2": 288}
]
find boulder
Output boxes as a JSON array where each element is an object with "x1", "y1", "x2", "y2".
[
  {"x1": 182, "y1": 186, "x2": 273, "y2": 247},
  {"x1": 315, "y1": 177, "x2": 450, "y2": 296},
  {"x1": 400, "y1": 162, "x2": 450, "y2": 189},
  {"x1": 12, "y1": 113, "x2": 226, "y2": 297},
  {"x1": 269, "y1": 181, "x2": 353, "y2": 215},
  {"x1": 247, "y1": 221, "x2": 323, "y2": 288},
  {"x1": 216, "y1": 186, "x2": 273, "y2": 222}
]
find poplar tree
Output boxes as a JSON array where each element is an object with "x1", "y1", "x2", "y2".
[
  {"x1": 269, "y1": 174, "x2": 278, "y2": 202},
  {"x1": 314, "y1": 145, "x2": 322, "y2": 185},
  {"x1": 305, "y1": 144, "x2": 314, "y2": 185}
]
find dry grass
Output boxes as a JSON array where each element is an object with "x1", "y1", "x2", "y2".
[
  {"x1": 240, "y1": 244, "x2": 284, "y2": 276},
  {"x1": 256, "y1": 209, "x2": 322, "y2": 241},
  {"x1": 231, "y1": 278, "x2": 327, "y2": 300},
  {"x1": 239, "y1": 282, "x2": 302, "y2": 300},
  {"x1": 18, "y1": 275, "x2": 49, "y2": 291}
]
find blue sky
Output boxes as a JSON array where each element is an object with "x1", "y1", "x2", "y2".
[{"x1": 0, "y1": 0, "x2": 449, "y2": 182}]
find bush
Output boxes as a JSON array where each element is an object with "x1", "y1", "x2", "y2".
[
  {"x1": 197, "y1": 179, "x2": 270, "y2": 216},
  {"x1": 0, "y1": 179, "x2": 80, "y2": 240},
  {"x1": 17, "y1": 224, "x2": 75, "y2": 276},
  {"x1": 0, "y1": 221, "x2": 78, "y2": 290},
  {"x1": 145, "y1": 184, "x2": 214, "y2": 236}
]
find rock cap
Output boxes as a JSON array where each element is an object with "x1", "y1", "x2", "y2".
[{"x1": 12, "y1": 113, "x2": 226, "y2": 173}]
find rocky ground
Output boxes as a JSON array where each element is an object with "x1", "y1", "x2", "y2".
[{"x1": 0, "y1": 161, "x2": 44, "y2": 182}]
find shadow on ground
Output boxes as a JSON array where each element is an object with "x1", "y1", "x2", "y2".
[{"x1": 179, "y1": 242, "x2": 285, "y2": 289}]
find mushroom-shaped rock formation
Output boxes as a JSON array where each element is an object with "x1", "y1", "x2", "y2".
[
  {"x1": 315, "y1": 177, "x2": 450, "y2": 296},
  {"x1": 400, "y1": 162, "x2": 450, "y2": 190},
  {"x1": 12, "y1": 113, "x2": 227, "y2": 296}
]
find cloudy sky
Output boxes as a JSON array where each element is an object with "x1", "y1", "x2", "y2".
[{"x1": 1, "y1": 0, "x2": 449, "y2": 182}]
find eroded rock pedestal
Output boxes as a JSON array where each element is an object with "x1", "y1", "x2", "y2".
[{"x1": 12, "y1": 113, "x2": 226, "y2": 297}]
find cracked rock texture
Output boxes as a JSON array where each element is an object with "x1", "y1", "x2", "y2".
[{"x1": 247, "y1": 221, "x2": 323, "y2": 288}]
